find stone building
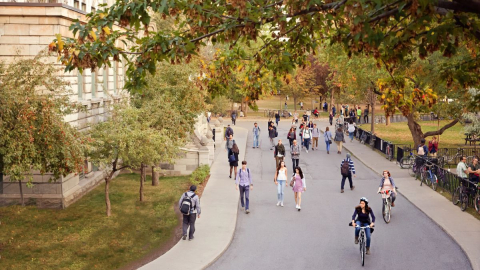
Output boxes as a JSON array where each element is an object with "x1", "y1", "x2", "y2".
[{"x1": 0, "y1": 0, "x2": 128, "y2": 208}]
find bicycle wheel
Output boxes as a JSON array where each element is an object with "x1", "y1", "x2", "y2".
[
  {"x1": 432, "y1": 175, "x2": 438, "y2": 191},
  {"x1": 383, "y1": 200, "x2": 391, "y2": 223},
  {"x1": 475, "y1": 194, "x2": 480, "y2": 215},
  {"x1": 410, "y1": 163, "x2": 417, "y2": 177},
  {"x1": 361, "y1": 238, "x2": 365, "y2": 266},
  {"x1": 452, "y1": 186, "x2": 461, "y2": 205},
  {"x1": 460, "y1": 193, "x2": 468, "y2": 211}
]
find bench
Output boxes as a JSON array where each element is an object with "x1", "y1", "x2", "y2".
[{"x1": 464, "y1": 133, "x2": 480, "y2": 146}]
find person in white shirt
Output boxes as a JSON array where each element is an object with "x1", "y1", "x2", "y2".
[
  {"x1": 347, "y1": 120, "x2": 356, "y2": 142},
  {"x1": 311, "y1": 124, "x2": 320, "y2": 150},
  {"x1": 302, "y1": 126, "x2": 312, "y2": 153}
]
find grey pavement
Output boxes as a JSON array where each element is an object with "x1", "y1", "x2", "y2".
[
  {"x1": 208, "y1": 119, "x2": 472, "y2": 270},
  {"x1": 139, "y1": 126, "x2": 248, "y2": 270}
]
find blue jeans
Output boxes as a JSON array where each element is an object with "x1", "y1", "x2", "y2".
[
  {"x1": 253, "y1": 135, "x2": 259, "y2": 147},
  {"x1": 304, "y1": 138, "x2": 311, "y2": 150},
  {"x1": 292, "y1": 159, "x2": 299, "y2": 173},
  {"x1": 349, "y1": 132, "x2": 354, "y2": 141},
  {"x1": 239, "y1": 185, "x2": 250, "y2": 210},
  {"x1": 325, "y1": 140, "x2": 331, "y2": 152},
  {"x1": 355, "y1": 221, "x2": 372, "y2": 247},
  {"x1": 277, "y1": 180, "x2": 286, "y2": 202}
]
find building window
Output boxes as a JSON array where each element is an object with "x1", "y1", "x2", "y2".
[
  {"x1": 81, "y1": 3, "x2": 86, "y2": 11},
  {"x1": 113, "y1": 61, "x2": 117, "y2": 94},
  {"x1": 91, "y1": 71, "x2": 96, "y2": 98},
  {"x1": 103, "y1": 67, "x2": 108, "y2": 96},
  {"x1": 74, "y1": 0, "x2": 79, "y2": 9},
  {"x1": 91, "y1": 7, "x2": 96, "y2": 13},
  {"x1": 77, "y1": 70, "x2": 84, "y2": 100}
]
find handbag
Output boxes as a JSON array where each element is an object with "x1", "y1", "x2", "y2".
[
  {"x1": 329, "y1": 140, "x2": 332, "y2": 144},
  {"x1": 289, "y1": 176, "x2": 296, "y2": 187},
  {"x1": 229, "y1": 154, "x2": 236, "y2": 163}
]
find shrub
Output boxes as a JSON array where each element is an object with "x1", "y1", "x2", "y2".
[{"x1": 190, "y1": 165, "x2": 210, "y2": 185}]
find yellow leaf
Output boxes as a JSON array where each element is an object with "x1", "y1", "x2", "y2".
[
  {"x1": 237, "y1": 64, "x2": 243, "y2": 72},
  {"x1": 220, "y1": 57, "x2": 225, "y2": 62},
  {"x1": 99, "y1": 13, "x2": 106, "y2": 19},
  {"x1": 103, "y1": 26, "x2": 111, "y2": 35},
  {"x1": 56, "y1": 34, "x2": 63, "y2": 51},
  {"x1": 74, "y1": 49, "x2": 80, "y2": 56},
  {"x1": 90, "y1": 30, "x2": 97, "y2": 41}
]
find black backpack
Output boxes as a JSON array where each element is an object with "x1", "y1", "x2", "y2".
[
  {"x1": 341, "y1": 159, "x2": 350, "y2": 176},
  {"x1": 180, "y1": 192, "x2": 196, "y2": 215}
]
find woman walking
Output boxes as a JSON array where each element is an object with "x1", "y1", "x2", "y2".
[
  {"x1": 287, "y1": 127, "x2": 296, "y2": 147},
  {"x1": 290, "y1": 140, "x2": 300, "y2": 173},
  {"x1": 274, "y1": 160, "x2": 288, "y2": 207},
  {"x1": 334, "y1": 127, "x2": 345, "y2": 154},
  {"x1": 292, "y1": 166, "x2": 306, "y2": 211},
  {"x1": 229, "y1": 143, "x2": 239, "y2": 179},
  {"x1": 347, "y1": 120, "x2": 356, "y2": 142},
  {"x1": 324, "y1": 127, "x2": 333, "y2": 154}
]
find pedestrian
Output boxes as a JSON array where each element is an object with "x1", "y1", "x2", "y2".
[
  {"x1": 302, "y1": 125, "x2": 312, "y2": 153},
  {"x1": 334, "y1": 127, "x2": 345, "y2": 154},
  {"x1": 225, "y1": 134, "x2": 236, "y2": 161},
  {"x1": 268, "y1": 125, "x2": 276, "y2": 150},
  {"x1": 377, "y1": 170, "x2": 397, "y2": 207},
  {"x1": 268, "y1": 118, "x2": 274, "y2": 130},
  {"x1": 229, "y1": 143, "x2": 239, "y2": 179},
  {"x1": 332, "y1": 105, "x2": 336, "y2": 116},
  {"x1": 298, "y1": 122, "x2": 305, "y2": 148},
  {"x1": 338, "y1": 114, "x2": 345, "y2": 129},
  {"x1": 313, "y1": 107, "x2": 319, "y2": 118},
  {"x1": 345, "y1": 104, "x2": 349, "y2": 117},
  {"x1": 356, "y1": 106, "x2": 362, "y2": 124},
  {"x1": 364, "y1": 106, "x2": 369, "y2": 123},
  {"x1": 340, "y1": 104, "x2": 344, "y2": 116},
  {"x1": 252, "y1": 122, "x2": 261, "y2": 148},
  {"x1": 417, "y1": 138, "x2": 428, "y2": 158},
  {"x1": 292, "y1": 110, "x2": 299, "y2": 124},
  {"x1": 468, "y1": 157, "x2": 480, "y2": 184},
  {"x1": 236, "y1": 161, "x2": 253, "y2": 214},
  {"x1": 302, "y1": 111, "x2": 308, "y2": 122},
  {"x1": 274, "y1": 139, "x2": 286, "y2": 168},
  {"x1": 274, "y1": 160, "x2": 288, "y2": 207},
  {"x1": 306, "y1": 109, "x2": 311, "y2": 122},
  {"x1": 349, "y1": 108, "x2": 356, "y2": 123},
  {"x1": 347, "y1": 120, "x2": 356, "y2": 142},
  {"x1": 340, "y1": 153, "x2": 356, "y2": 193},
  {"x1": 275, "y1": 111, "x2": 281, "y2": 126},
  {"x1": 225, "y1": 124, "x2": 234, "y2": 142},
  {"x1": 284, "y1": 101, "x2": 288, "y2": 110},
  {"x1": 231, "y1": 110, "x2": 237, "y2": 125},
  {"x1": 207, "y1": 111, "x2": 211, "y2": 123},
  {"x1": 324, "y1": 101, "x2": 328, "y2": 112},
  {"x1": 312, "y1": 124, "x2": 320, "y2": 150},
  {"x1": 300, "y1": 101, "x2": 304, "y2": 110},
  {"x1": 457, "y1": 156, "x2": 468, "y2": 180},
  {"x1": 287, "y1": 127, "x2": 296, "y2": 147},
  {"x1": 292, "y1": 166, "x2": 306, "y2": 211},
  {"x1": 329, "y1": 110, "x2": 333, "y2": 126},
  {"x1": 179, "y1": 185, "x2": 201, "y2": 241},
  {"x1": 291, "y1": 140, "x2": 300, "y2": 173},
  {"x1": 352, "y1": 197, "x2": 375, "y2": 255},
  {"x1": 428, "y1": 136, "x2": 438, "y2": 157},
  {"x1": 307, "y1": 120, "x2": 314, "y2": 131},
  {"x1": 324, "y1": 127, "x2": 333, "y2": 154}
]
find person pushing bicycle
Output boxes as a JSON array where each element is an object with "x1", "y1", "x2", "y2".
[
  {"x1": 352, "y1": 197, "x2": 375, "y2": 255},
  {"x1": 377, "y1": 170, "x2": 397, "y2": 207}
]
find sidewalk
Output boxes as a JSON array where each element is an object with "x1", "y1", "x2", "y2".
[
  {"x1": 317, "y1": 119, "x2": 480, "y2": 270},
  {"x1": 139, "y1": 127, "x2": 247, "y2": 270}
]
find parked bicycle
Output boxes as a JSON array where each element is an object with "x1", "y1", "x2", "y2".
[
  {"x1": 435, "y1": 166, "x2": 450, "y2": 192},
  {"x1": 369, "y1": 133, "x2": 376, "y2": 150},
  {"x1": 399, "y1": 147, "x2": 415, "y2": 169},
  {"x1": 349, "y1": 224, "x2": 373, "y2": 266},
  {"x1": 475, "y1": 184, "x2": 480, "y2": 215},
  {"x1": 437, "y1": 148, "x2": 464, "y2": 167},
  {"x1": 380, "y1": 190, "x2": 393, "y2": 223},
  {"x1": 385, "y1": 141, "x2": 393, "y2": 161},
  {"x1": 360, "y1": 131, "x2": 368, "y2": 145},
  {"x1": 420, "y1": 161, "x2": 438, "y2": 191},
  {"x1": 452, "y1": 178, "x2": 477, "y2": 211}
]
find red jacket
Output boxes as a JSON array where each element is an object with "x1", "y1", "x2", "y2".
[{"x1": 428, "y1": 141, "x2": 438, "y2": 152}]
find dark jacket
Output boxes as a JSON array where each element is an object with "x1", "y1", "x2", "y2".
[
  {"x1": 334, "y1": 130, "x2": 344, "y2": 142},
  {"x1": 268, "y1": 128, "x2": 276, "y2": 139},
  {"x1": 287, "y1": 130, "x2": 296, "y2": 140},
  {"x1": 274, "y1": 144, "x2": 286, "y2": 157}
]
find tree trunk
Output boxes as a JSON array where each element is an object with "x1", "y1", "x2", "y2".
[
  {"x1": 105, "y1": 178, "x2": 111, "y2": 216},
  {"x1": 140, "y1": 163, "x2": 146, "y2": 201},
  {"x1": 19, "y1": 180, "x2": 24, "y2": 207},
  {"x1": 294, "y1": 97, "x2": 297, "y2": 111},
  {"x1": 386, "y1": 115, "x2": 391, "y2": 126},
  {"x1": 152, "y1": 165, "x2": 159, "y2": 186},
  {"x1": 406, "y1": 113, "x2": 424, "y2": 147}
]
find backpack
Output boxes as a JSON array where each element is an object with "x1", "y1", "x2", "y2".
[
  {"x1": 417, "y1": 145, "x2": 425, "y2": 156},
  {"x1": 341, "y1": 159, "x2": 350, "y2": 176},
  {"x1": 180, "y1": 192, "x2": 196, "y2": 215}
]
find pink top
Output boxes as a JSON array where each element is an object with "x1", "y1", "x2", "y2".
[{"x1": 381, "y1": 177, "x2": 394, "y2": 193}]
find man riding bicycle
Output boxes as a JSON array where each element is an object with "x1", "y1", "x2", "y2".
[
  {"x1": 352, "y1": 197, "x2": 375, "y2": 255},
  {"x1": 377, "y1": 170, "x2": 397, "y2": 207}
]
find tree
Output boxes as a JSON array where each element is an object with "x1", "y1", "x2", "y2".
[
  {"x1": 49, "y1": 0, "x2": 480, "y2": 100},
  {"x1": 88, "y1": 104, "x2": 171, "y2": 216},
  {"x1": 281, "y1": 66, "x2": 319, "y2": 111},
  {"x1": 0, "y1": 54, "x2": 85, "y2": 206}
]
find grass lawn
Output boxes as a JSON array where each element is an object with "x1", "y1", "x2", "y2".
[
  {"x1": 0, "y1": 173, "x2": 191, "y2": 270},
  {"x1": 359, "y1": 120, "x2": 467, "y2": 148}
]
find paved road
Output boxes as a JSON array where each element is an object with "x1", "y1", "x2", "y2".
[{"x1": 209, "y1": 120, "x2": 471, "y2": 270}]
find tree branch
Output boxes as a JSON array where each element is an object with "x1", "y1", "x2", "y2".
[
  {"x1": 436, "y1": 0, "x2": 480, "y2": 14},
  {"x1": 423, "y1": 119, "x2": 460, "y2": 137}
]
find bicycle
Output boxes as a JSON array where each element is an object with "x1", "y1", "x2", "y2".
[
  {"x1": 399, "y1": 147, "x2": 415, "y2": 169},
  {"x1": 369, "y1": 133, "x2": 376, "y2": 150},
  {"x1": 380, "y1": 190, "x2": 393, "y2": 223},
  {"x1": 435, "y1": 166, "x2": 450, "y2": 192},
  {"x1": 474, "y1": 184, "x2": 480, "y2": 215},
  {"x1": 452, "y1": 178, "x2": 477, "y2": 211},
  {"x1": 420, "y1": 161, "x2": 438, "y2": 191},
  {"x1": 360, "y1": 131, "x2": 368, "y2": 145},
  {"x1": 349, "y1": 223, "x2": 372, "y2": 266},
  {"x1": 438, "y1": 148, "x2": 464, "y2": 167},
  {"x1": 385, "y1": 141, "x2": 393, "y2": 161}
]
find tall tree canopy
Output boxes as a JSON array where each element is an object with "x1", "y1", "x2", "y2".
[{"x1": 49, "y1": 0, "x2": 480, "y2": 97}]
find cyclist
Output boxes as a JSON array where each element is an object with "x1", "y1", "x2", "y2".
[
  {"x1": 352, "y1": 197, "x2": 375, "y2": 255},
  {"x1": 377, "y1": 170, "x2": 397, "y2": 207}
]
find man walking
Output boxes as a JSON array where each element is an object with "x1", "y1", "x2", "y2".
[
  {"x1": 356, "y1": 106, "x2": 362, "y2": 124},
  {"x1": 302, "y1": 125, "x2": 312, "y2": 153},
  {"x1": 274, "y1": 139, "x2": 286, "y2": 168},
  {"x1": 332, "y1": 105, "x2": 336, "y2": 116},
  {"x1": 364, "y1": 106, "x2": 369, "y2": 124},
  {"x1": 275, "y1": 111, "x2": 281, "y2": 126},
  {"x1": 236, "y1": 161, "x2": 253, "y2": 214},
  {"x1": 340, "y1": 153, "x2": 356, "y2": 193},
  {"x1": 231, "y1": 111, "x2": 237, "y2": 125},
  {"x1": 225, "y1": 124, "x2": 234, "y2": 141},
  {"x1": 252, "y1": 122, "x2": 261, "y2": 148},
  {"x1": 178, "y1": 185, "x2": 201, "y2": 241},
  {"x1": 268, "y1": 125, "x2": 276, "y2": 150},
  {"x1": 312, "y1": 124, "x2": 320, "y2": 150},
  {"x1": 291, "y1": 140, "x2": 300, "y2": 172}
]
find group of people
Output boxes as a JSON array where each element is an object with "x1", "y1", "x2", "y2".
[{"x1": 328, "y1": 104, "x2": 369, "y2": 126}]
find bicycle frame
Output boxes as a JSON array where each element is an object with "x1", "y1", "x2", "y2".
[
  {"x1": 381, "y1": 190, "x2": 392, "y2": 223},
  {"x1": 356, "y1": 225, "x2": 370, "y2": 266}
]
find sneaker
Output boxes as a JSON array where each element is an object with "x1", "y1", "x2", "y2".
[
  {"x1": 295, "y1": 204, "x2": 299, "y2": 209},
  {"x1": 189, "y1": 237, "x2": 194, "y2": 241},
  {"x1": 327, "y1": 151, "x2": 329, "y2": 154},
  {"x1": 241, "y1": 206, "x2": 245, "y2": 211},
  {"x1": 351, "y1": 186, "x2": 355, "y2": 191},
  {"x1": 341, "y1": 189, "x2": 344, "y2": 193},
  {"x1": 392, "y1": 202, "x2": 395, "y2": 207},
  {"x1": 366, "y1": 247, "x2": 370, "y2": 255},
  {"x1": 281, "y1": 202, "x2": 284, "y2": 207},
  {"x1": 306, "y1": 150, "x2": 308, "y2": 153},
  {"x1": 298, "y1": 206, "x2": 301, "y2": 211},
  {"x1": 182, "y1": 234, "x2": 187, "y2": 240},
  {"x1": 246, "y1": 209, "x2": 250, "y2": 214},
  {"x1": 276, "y1": 201, "x2": 281, "y2": 206}
]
